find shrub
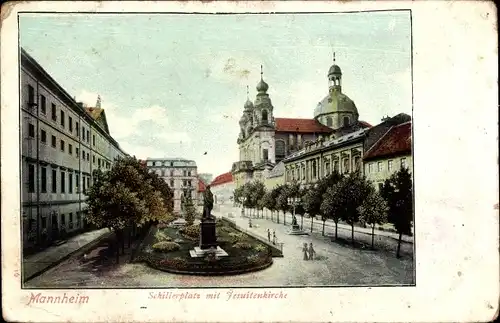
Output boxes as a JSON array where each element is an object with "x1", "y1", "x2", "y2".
[
  {"x1": 253, "y1": 244, "x2": 267, "y2": 252},
  {"x1": 233, "y1": 242, "x2": 252, "y2": 250},
  {"x1": 160, "y1": 257, "x2": 188, "y2": 269},
  {"x1": 155, "y1": 230, "x2": 172, "y2": 242},
  {"x1": 180, "y1": 224, "x2": 200, "y2": 239},
  {"x1": 152, "y1": 241, "x2": 180, "y2": 252},
  {"x1": 246, "y1": 254, "x2": 261, "y2": 264}
]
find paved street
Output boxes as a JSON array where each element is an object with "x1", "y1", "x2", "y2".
[{"x1": 25, "y1": 208, "x2": 413, "y2": 288}]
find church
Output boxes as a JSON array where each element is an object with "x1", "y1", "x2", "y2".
[{"x1": 231, "y1": 56, "x2": 371, "y2": 188}]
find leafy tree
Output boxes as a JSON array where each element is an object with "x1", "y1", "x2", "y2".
[
  {"x1": 241, "y1": 182, "x2": 255, "y2": 216},
  {"x1": 272, "y1": 185, "x2": 286, "y2": 224},
  {"x1": 261, "y1": 190, "x2": 274, "y2": 220},
  {"x1": 233, "y1": 186, "x2": 244, "y2": 207},
  {"x1": 317, "y1": 171, "x2": 344, "y2": 236},
  {"x1": 382, "y1": 167, "x2": 413, "y2": 258},
  {"x1": 302, "y1": 183, "x2": 321, "y2": 233},
  {"x1": 251, "y1": 181, "x2": 266, "y2": 218},
  {"x1": 184, "y1": 196, "x2": 196, "y2": 225},
  {"x1": 321, "y1": 184, "x2": 342, "y2": 238},
  {"x1": 358, "y1": 190, "x2": 388, "y2": 249},
  {"x1": 276, "y1": 184, "x2": 291, "y2": 225}
]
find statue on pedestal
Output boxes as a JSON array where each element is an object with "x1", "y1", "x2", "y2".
[{"x1": 202, "y1": 185, "x2": 215, "y2": 222}]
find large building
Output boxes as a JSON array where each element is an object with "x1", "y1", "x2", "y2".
[
  {"x1": 21, "y1": 48, "x2": 127, "y2": 251},
  {"x1": 209, "y1": 172, "x2": 235, "y2": 205},
  {"x1": 145, "y1": 158, "x2": 198, "y2": 213},
  {"x1": 232, "y1": 57, "x2": 371, "y2": 188}
]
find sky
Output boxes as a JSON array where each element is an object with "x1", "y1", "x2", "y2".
[{"x1": 20, "y1": 11, "x2": 412, "y2": 177}]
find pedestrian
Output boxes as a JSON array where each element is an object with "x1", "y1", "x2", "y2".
[
  {"x1": 308, "y1": 242, "x2": 316, "y2": 260},
  {"x1": 272, "y1": 230, "x2": 276, "y2": 245},
  {"x1": 249, "y1": 218, "x2": 252, "y2": 228},
  {"x1": 303, "y1": 243, "x2": 309, "y2": 260},
  {"x1": 267, "y1": 229, "x2": 271, "y2": 242}
]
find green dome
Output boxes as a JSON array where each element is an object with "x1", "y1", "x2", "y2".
[
  {"x1": 328, "y1": 64, "x2": 342, "y2": 75},
  {"x1": 256, "y1": 79, "x2": 269, "y2": 92},
  {"x1": 314, "y1": 91, "x2": 358, "y2": 119}
]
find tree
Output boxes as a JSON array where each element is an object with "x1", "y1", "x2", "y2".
[
  {"x1": 321, "y1": 184, "x2": 342, "y2": 238},
  {"x1": 358, "y1": 190, "x2": 388, "y2": 249},
  {"x1": 86, "y1": 156, "x2": 168, "y2": 263},
  {"x1": 272, "y1": 185, "x2": 286, "y2": 224},
  {"x1": 382, "y1": 167, "x2": 413, "y2": 258},
  {"x1": 266, "y1": 186, "x2": 281, "y2": 222},
  {"x1": 302, "y1": 184, "x2": 321, "y2": 233},
  {"x1": 242, "y1": 182, "x2": 255, "y2": 216},
  {"x1": 318, "y1": 171, "x2": 344, "y2": 236},
  {"x1": 251, "y1": 181, "x2": 266, "y2": 218},
  {"x1": 184, "y1": 196, "x2": 196, "y2": 225},
  {"x1": 276, "y1": 184, "x2": 290, "y2": 225}
]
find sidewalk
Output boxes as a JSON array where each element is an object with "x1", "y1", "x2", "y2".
[
  {"x1": 217, "y1": 204, "x2": 413, "y2": 244},
  {"x1": 23, "y1": 228, "x2": 110, "y2": 282}
]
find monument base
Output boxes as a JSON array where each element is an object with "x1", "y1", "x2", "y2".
[
  {"x1": 287, "y1": 224, "x2": 308, "y2": 235},
  {"x1": 189, "y1": 246, "x2": 229, "y2": 258},
  {"x1": 199, "y1": 219, "x2": 217, "y2": 249}
]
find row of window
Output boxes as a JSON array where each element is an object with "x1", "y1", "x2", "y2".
[
  {"x1": 27, "y1": 85, "x2": 98, "y2": 146},
  {"x1": 286, "y1": 156, "x2": 361, "y2": 182},
  {"x1": 28, "y1": 211, "x2": 83, "y2": 231},
  {"x1": 367, "y1": 158, "x2": 407, "y2": 174},
  {"x1": 28, "y1": 123, "x2": 111, "y2": 169},
  {"x1": 156, "y1": 169, "x2": 194, "y2": 177},
  {"x1": 168, "y1": 179, "x2": 193, "y2": 188},
  {"x1": 27, "y1": 164, "x2": 91, "y2": 194}
]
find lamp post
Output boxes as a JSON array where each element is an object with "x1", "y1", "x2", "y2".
[
  {"x1": 287, "y1": 197, "x2": 301, "y2": 228},
  {"x1": 241, "y1": 196, "x2": 247, "y2": 217}
]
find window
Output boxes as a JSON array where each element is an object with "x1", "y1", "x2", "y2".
[
  {"x1": 334, "y1": 161, "x2": 339, "y2": 173},
  {"x1": 93, "y1": 155, "x2": 95, "y2": 163},
  {"x1": 76, "y1": 147, "x2": 79, "y2": 156},
  {"x1": 326, "y1": 116, "x2": 333, "y2": 127},
  {"x1": 69, "y1": 213, "x2": 74, "y2": 229},
  {"x1": 263, "y1": 149, "x2": 269, "y2": 161},
  {"x1": 354, "y1": 156, "x2": 361, "y2": 171},
  {"x1": 69, "y1": 173, "x2": 73, "y2": 193},
  {"x1": 312, "y1": 160, "x2": 317, "y2": 178},
  {"x1": 170, "y1": 162, "x2": 173, "y2": 167},
  {"x1": 28, "y1": 164, "x2": 35, "y2": 193},
  {"x1": 51, "y1": 103, "x2": 57, "y2": 121},
  {"x1": 28, "y1": 123, "x2": 35, "y2": 138},
  {"x1": 61, "y1": 214, "x2": 66, "y2": 225},
  {"x1": 388, "y1": 160, "x2": 393, "y2": 171},
  {"x1": 51, "y1": 135, "x2": 56, "y2": 148},
  {"x1": 27, "y1": 85, "x2": 35, "y2": 105},
  {"x1": 41, "y1": 167, "x2": 47, "y2": 193},
  {"x1": 41, "y1": 129, "x2": 47, "y2": 143},
  {"x1": 401, "y1": 158, "x2": 407, "y2": 169},
  {"x1": 69, "y1": 116, "x2": 73, "y2": 132},
  {"x1": 98, "y1": 158, "x2": 101, "y2": 168},
  {"x1": 86, "y1": 177, "x2": 90, "y2": 188},
  {"x1": 377, "y1": 162, "x2": 383, "y2": 172},
  {"x1": 93, "y1": 135, "x2": 96, "y2": 146},
  {"x1": 82, "y1": 175, "x2": 86, "y2": 191},
  {"x1": 369, "y1": 163, "x2": 374, "y2": 173},
  {"x1": 262, "y1": 110, "x2": 268, "y2": 123},
  {"x1": 51, "y1": 169, "x2": 57, "y2": 193},
  {"x1": 41, "y1": 217, "x2": 47, "y2": 229},
  {"x1": 325, "y1": 162, "x2": 330, "y2": 175},
  {"x1": 82, "y1": 127, "x2": 85, "y2": 141},
  {"x1": 170, "y1": 170, "x2": 174, "y2": 177},
  {"x1": 302, "y1": 166, "x2": 306, "y2": 180},
  {"x1": 40, "y1": 95, "x2": 46, "y2": 114},
  {"x1": 86, "y1": 152, "x2": 89, "y2": 161},
  {"x1": 183, "y1": 180, "x2": 187, "y2": 186},
  {"x1": 161, "y1": 169, "x2": 165, "y2": 176},
  {"x1": 76, "y1": 122, "x2": 79, "y2": 137},
  {"x1": 343, "y1": 116, "x2": 350, "y2": 127},
  {"x1": 60, "y1": 110, "x2": 65, "y2": 127},
  {"x1": 61, "y1": 171, "x2": 65, "y2": 193},
  {"x1": 86, "y1": 130, "x2": 90, "y2": 142},
  {"x1": 60, "y1": 140, "x2": 65, "y2": 152},
  {"x1": 275, "y1": 140, "x2": 286, "y2": 161},
  {"x1": 76, "y1": 174, "x2": 79, "y2": 190},
  {"x1": 188, "y1": 170, "x2": 191, "y2": 177},
  {"x1": 183, "y1": 170, "x2": 186, "y2": 177},
  {"x1": 170, "y1": 180, "x2": 174, "y2": 187},
  {"x1": 68, "y1": 144, "x2": 73, "y2": 155}
]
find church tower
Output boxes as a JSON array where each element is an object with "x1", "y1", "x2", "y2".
[{"x1": 253, "y1": 65, "x2": 275, "y2": 128}]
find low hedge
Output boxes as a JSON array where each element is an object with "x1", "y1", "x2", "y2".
[
  {"x1": 233, "y1": 242, "x2": 252, "y2": 250},
  {"x1": 152, "y1": 241, "x2": 180, "y2": 252}
]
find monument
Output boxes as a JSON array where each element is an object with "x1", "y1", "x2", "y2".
[
  {"x1": 190, "y1": 185, "x2": 228, "y2": 258},
  {"x1": 287, "y1": 215, "x2": 308, "y2": 235}
]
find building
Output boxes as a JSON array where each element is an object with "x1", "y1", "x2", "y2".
[
  {"x1": 198, "y1": 173, "x2": 213, "y2": 185},
  {"x1": 21, "y1": 48, "x2": 127, "y2": 250},
  {"x1": 197, "y1": 177, "x2": 207, "y2": 206},
  {"x1": 145, "y1": 158, "x2": 198, "y2": 213},
  {"x1": 232, "y1": 57, "x2": 371, "y2": 189},
  {"x1": 363, "y1": 120, "x2": 412, "y2": 190},
  {"x1": 210, "y1": 172, "x2": 235, "y2": 205}
]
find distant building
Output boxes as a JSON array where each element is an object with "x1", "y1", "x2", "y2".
[
  {"x1": 210, "y1": 172, "x2": 234, "y2": 205},
  {"x1": 363, "y1": 120, "x2": 412, "y2": 190},
  {"x1": 232, "y1": 57, "x2": 371, "y2": 189},
  {"x1": 198, "y1": 173, "x2": 213, "y2": 185},
  {"x1": 21, "y1": 48, "x2": 127, "y2": 251},
  {"x1": 145, "y1": 158, "x2": 198, "y2": 213},
  {"x1": 197, "y1": 177, "x2": 207, "y2": 206}
]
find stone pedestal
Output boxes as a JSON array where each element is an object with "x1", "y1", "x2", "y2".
[
  {"x1": 287, "y1": 224, "x2": 309, "y2": 235},
  {"x1": 189, "y1": 246, "x2": 228, "y2": 258},
  {"x1": 199, "y1": 219, "x2": 217, "y2": 249}
]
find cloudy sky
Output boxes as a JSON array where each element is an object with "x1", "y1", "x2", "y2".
[{"x1": 20, "y1": 11, "x2": 412, "y2": 177}]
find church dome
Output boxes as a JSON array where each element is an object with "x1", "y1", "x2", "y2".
[
  {"x1": 328, "y1": 64, "x2": 342, "y2": 76},
  {"x1": 256, "y1": 79, "x2": 269, "y2": 92},
  {"x1": 314, "y1": 91, "x2": 358, "y2": 119},
  {"x1": 244, "y1": 98, "x2": 254, "y2": 111}
]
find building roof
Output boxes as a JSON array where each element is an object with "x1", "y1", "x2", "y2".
[
  {"x1": 359, "y1": 121, "x2": 372, "y2": 128},
  {"x1": 198, "y1": 178, "x2": 207, "y2": 193},
  {"x1": 210, "y1": 171, "x2": 233, "y2": 186},
  {"x1": 275, "y1": 118, "x2": 333, "y2": 134},
  {"x1": 363, "y1": 122, "x2": 412, "y2": 160}
]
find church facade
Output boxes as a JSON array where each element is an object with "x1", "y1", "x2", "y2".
[{"x1": 232, "y1": 58, "x2": 371, "y2": 188}]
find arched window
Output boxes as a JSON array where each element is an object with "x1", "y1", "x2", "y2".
[
  {"x1": 326, "y1": 116, "x2": 333, "y2": 127},
  {"x1": 262, "y1": 110, "x2": 268, "y2": 123},
  {"x1": 275, "y1": 140, "x2": 286, "y2": 161},
  {"x1": 312, "y1": 160, "x2": 317, "y2": 178},
  {"x1": 343, "y1": 116, "x2": 350, "y2": 127}
]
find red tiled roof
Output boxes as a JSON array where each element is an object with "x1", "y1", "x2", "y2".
[
  {"x1": 359, "y1": 120, "x2": 372, "y2": 128},
  {"x1": 198, "y1": 178, "x2": 207, "y2": 192},
  {"x1": 364, "y1": 122, "x2": 411, "y2": 160},
  {"x1": 275, "y1": 118, "x2": 333, "y2": 134},
  {"x1": 210, "y1": 171, "x2": 233, "y2": 186}
]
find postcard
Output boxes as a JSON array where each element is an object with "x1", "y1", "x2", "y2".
[{"x1": 1, "y1": 1, "x2": 498, "y2": 322}]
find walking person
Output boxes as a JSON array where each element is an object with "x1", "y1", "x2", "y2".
[
  {"x1": 308, "y1": 242, "x2": 316, "y2": 261},
  {"x1": 272, "y1": 230, "x2": 276, "y2": 245},
  {"x1": 303, "y1": 243, "x2": 309, "y2": 261},
  {"x1": 267, "y1": 229, "x2": 271, "y2": 242}
]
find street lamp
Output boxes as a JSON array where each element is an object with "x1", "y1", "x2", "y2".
[
  {"x1": 287, "y1": 197, "x2": 301, "y2": 229},
  {"x1": 241, "y1": 196, "x2": 247, "y2": 217}
]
